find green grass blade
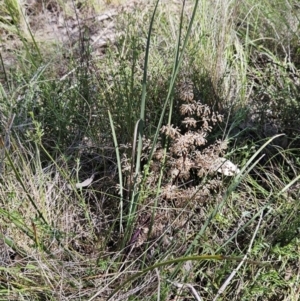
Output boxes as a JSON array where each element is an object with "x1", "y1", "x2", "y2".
[
  {"x1": 124, "y1": 0, "x2": 161, "y2": 248},
  {"x1": 146, "y1": 0, "x2": 200, "y2": 164},
  {"x1": 107, "y1": 254, "x2": 267, "y2": 301},
  {"x1": 108, "y1": 110, "x2": 124, "y2": 234}
]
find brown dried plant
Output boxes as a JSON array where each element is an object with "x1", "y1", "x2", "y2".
[
  {"x1": 153, "y1": 80, "x2": 225, "y2": 203},
  {"x1": 121, "y1": 79, "x2": 230, "y2": 254}
]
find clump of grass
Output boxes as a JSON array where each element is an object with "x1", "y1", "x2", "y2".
[{"x1": 119, "y1": 83, "x2": 229, "y2": 256}]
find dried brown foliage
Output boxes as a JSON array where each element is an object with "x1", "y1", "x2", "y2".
[{"x1": 121, "y1": 79, "x2": 230, "y2": 255}]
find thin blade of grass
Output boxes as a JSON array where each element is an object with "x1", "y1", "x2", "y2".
[
  {"x1": 146, "y1": 0, "x2": 201, "y2": 164},
  {"x1": 124, "y1": 0, "x2": 161, "y2": 250},
  {"x1": 146, "y1": 0, "x2": 187, "y2": 265},
  {"x1": 107, "y1": 254, "x2": 267, "y2": 301},
  {"x1": 108, "y1": 110, "x2": 123, "y2": 234}
]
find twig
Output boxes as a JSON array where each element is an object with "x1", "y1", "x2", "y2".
[
  {"x1": 167, "y1": 279, "x2": 202, "y2": 301},
  {"x1": 212, "y1": 212, "x2": 263, "y2": 301},
  {"x1": 155, "y1": 268, "x2": 161, "y2": 301}
]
